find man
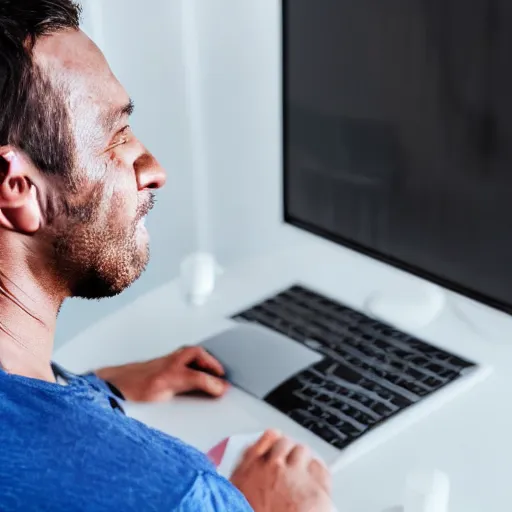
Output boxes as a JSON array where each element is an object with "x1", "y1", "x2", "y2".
[{"x1": 0, "y1": 1, "x2": 334, "y2": 511}]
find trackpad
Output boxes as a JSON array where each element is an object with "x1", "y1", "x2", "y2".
[{"x1": 199, "y1": 323, "x2": 323, "y2": 399}]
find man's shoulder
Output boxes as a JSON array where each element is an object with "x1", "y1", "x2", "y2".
[{"x1": 0, "y1": 375, "x2": 227, "y2": 510}]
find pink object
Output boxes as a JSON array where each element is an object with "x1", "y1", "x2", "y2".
[
  {"x1": 206, "y1": 433, "x2": 264, "y2": 476},
  {"x1": 206, "y1": 437, "x2": 229, "y2": 467}
]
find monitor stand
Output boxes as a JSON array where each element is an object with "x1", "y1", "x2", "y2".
[{"x1": 364, "y1": 282, "x2": 446, "y2": 332}]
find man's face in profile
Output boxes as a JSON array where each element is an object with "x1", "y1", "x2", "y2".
[{"x1": 33, "y1": 29, "x2": 166, "y2": 299}]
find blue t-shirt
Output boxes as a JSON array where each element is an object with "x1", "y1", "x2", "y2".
[{"x1": 0, "y1": 365, "x2": 253, "y2": 511}]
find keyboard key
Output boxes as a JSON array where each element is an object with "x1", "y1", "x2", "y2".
[
  {"x1": 423, "y1": 376, "x2": 443, "y2": 388},
  {"x1": 316, "y1": 393, "x2": 332, "y2": 404},
  {"x1": 370, "y1": 400, "x2": 394, "y2": 417}
]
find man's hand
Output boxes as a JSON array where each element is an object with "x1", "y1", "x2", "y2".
[
  {"x1": 94, "y1": 346, "x2": 229, "y2": 402},
  {"x1": 231, "y1": 430, "x2": 333, "y2": 512}
]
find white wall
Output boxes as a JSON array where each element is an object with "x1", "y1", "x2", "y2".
[
  {"x1": 56, "y1": 0, "x2": 198, "y2": 346},
  {"x1": 195, "y1": 0, "x2": 284, "y2": 265},
  {"x1": 56, "y1": 0, "x2": 284, "y2": 347}
]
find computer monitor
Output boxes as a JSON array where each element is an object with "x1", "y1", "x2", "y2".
[{"x1": 283, "y1": 0, "x2": 512, "y2": 314}]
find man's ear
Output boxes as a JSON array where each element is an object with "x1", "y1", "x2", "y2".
[{"x1": 0, "y1": 148, "x2": 42, "y2": 234}]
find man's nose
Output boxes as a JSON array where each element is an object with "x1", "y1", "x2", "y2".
[{"x1": 135, "y1": 152, "x2": 167, "y2": 190}]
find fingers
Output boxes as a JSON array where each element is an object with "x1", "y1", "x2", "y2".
[
  {"x1": 243, "y1": 431, "x2": 314, "y2": 469},
  {"x1": 183, "y1": 368, "x2": 228, "y2": 397},
  {"x1": 237, "y1": 429, "x2": 330, "y2": 494},
  {"x1": 196, "y1": 349, "x2": 225, "y2": 376},
  {"x1": 175, "y1": 346, "x2": 225, "y2": 377},
  {"x1": 262, "y1": 433, "x2": 330, "y2": 487},
  {"x1": 267, "y1": 436, "x2": 295, "y2": 464},
  {"x1": 309, "y1": 458, "x2": 332, "y2": 494},
  {"x1": 241, "y1": 429, "x2": 282, "y2": 465},
  {"x1": 287, "y1": 443, "x2": 310, "y2": 466}
]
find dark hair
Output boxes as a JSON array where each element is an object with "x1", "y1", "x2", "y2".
[{"x1": 0, "y1": 0, "x2": 82, "y2": 177}]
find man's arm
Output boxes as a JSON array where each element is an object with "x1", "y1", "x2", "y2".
[{"x1": 94, "y1": 346, "x2": 229, "y2": 402}]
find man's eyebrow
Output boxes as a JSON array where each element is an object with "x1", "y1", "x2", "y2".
[{"x1": 103, "y1": 99, "x2": 135, "y2": 133}]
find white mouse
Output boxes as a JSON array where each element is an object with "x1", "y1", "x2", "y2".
[{"x1": 365, "y1": 285, "x2": 445, "y2": 331}]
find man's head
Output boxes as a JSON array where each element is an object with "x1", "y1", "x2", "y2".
[{"x1": 0, "y1": 0, "x2": 166, "y2": 300}]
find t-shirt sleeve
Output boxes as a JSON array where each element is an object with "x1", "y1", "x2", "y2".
[
  {"x1": 80, "y1": 372, "x2": 126, "y2": 401},
  {"x1": 179, "y1": 471, "x2": 253, "y2": 512}
]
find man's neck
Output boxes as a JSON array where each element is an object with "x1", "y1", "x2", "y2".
[{"x1": 0, "y1": 250, "x2": 64, "y2": 383}]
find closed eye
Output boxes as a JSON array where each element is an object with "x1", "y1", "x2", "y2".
[{"x1": 105, "y1": 126, "x2": 131, "y2": 152}]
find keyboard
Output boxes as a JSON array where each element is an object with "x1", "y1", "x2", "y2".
[{"x1": 233, "y1": 285, "x2": 477, "y2": 450}]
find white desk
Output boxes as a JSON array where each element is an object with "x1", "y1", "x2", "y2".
[{"x1": 55, "y1": 231, "x2": 512, "y2": 512}]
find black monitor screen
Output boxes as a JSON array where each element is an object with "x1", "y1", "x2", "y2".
[{"x1": 283, "y1": 0, "x2": 512, "y2": 313}]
